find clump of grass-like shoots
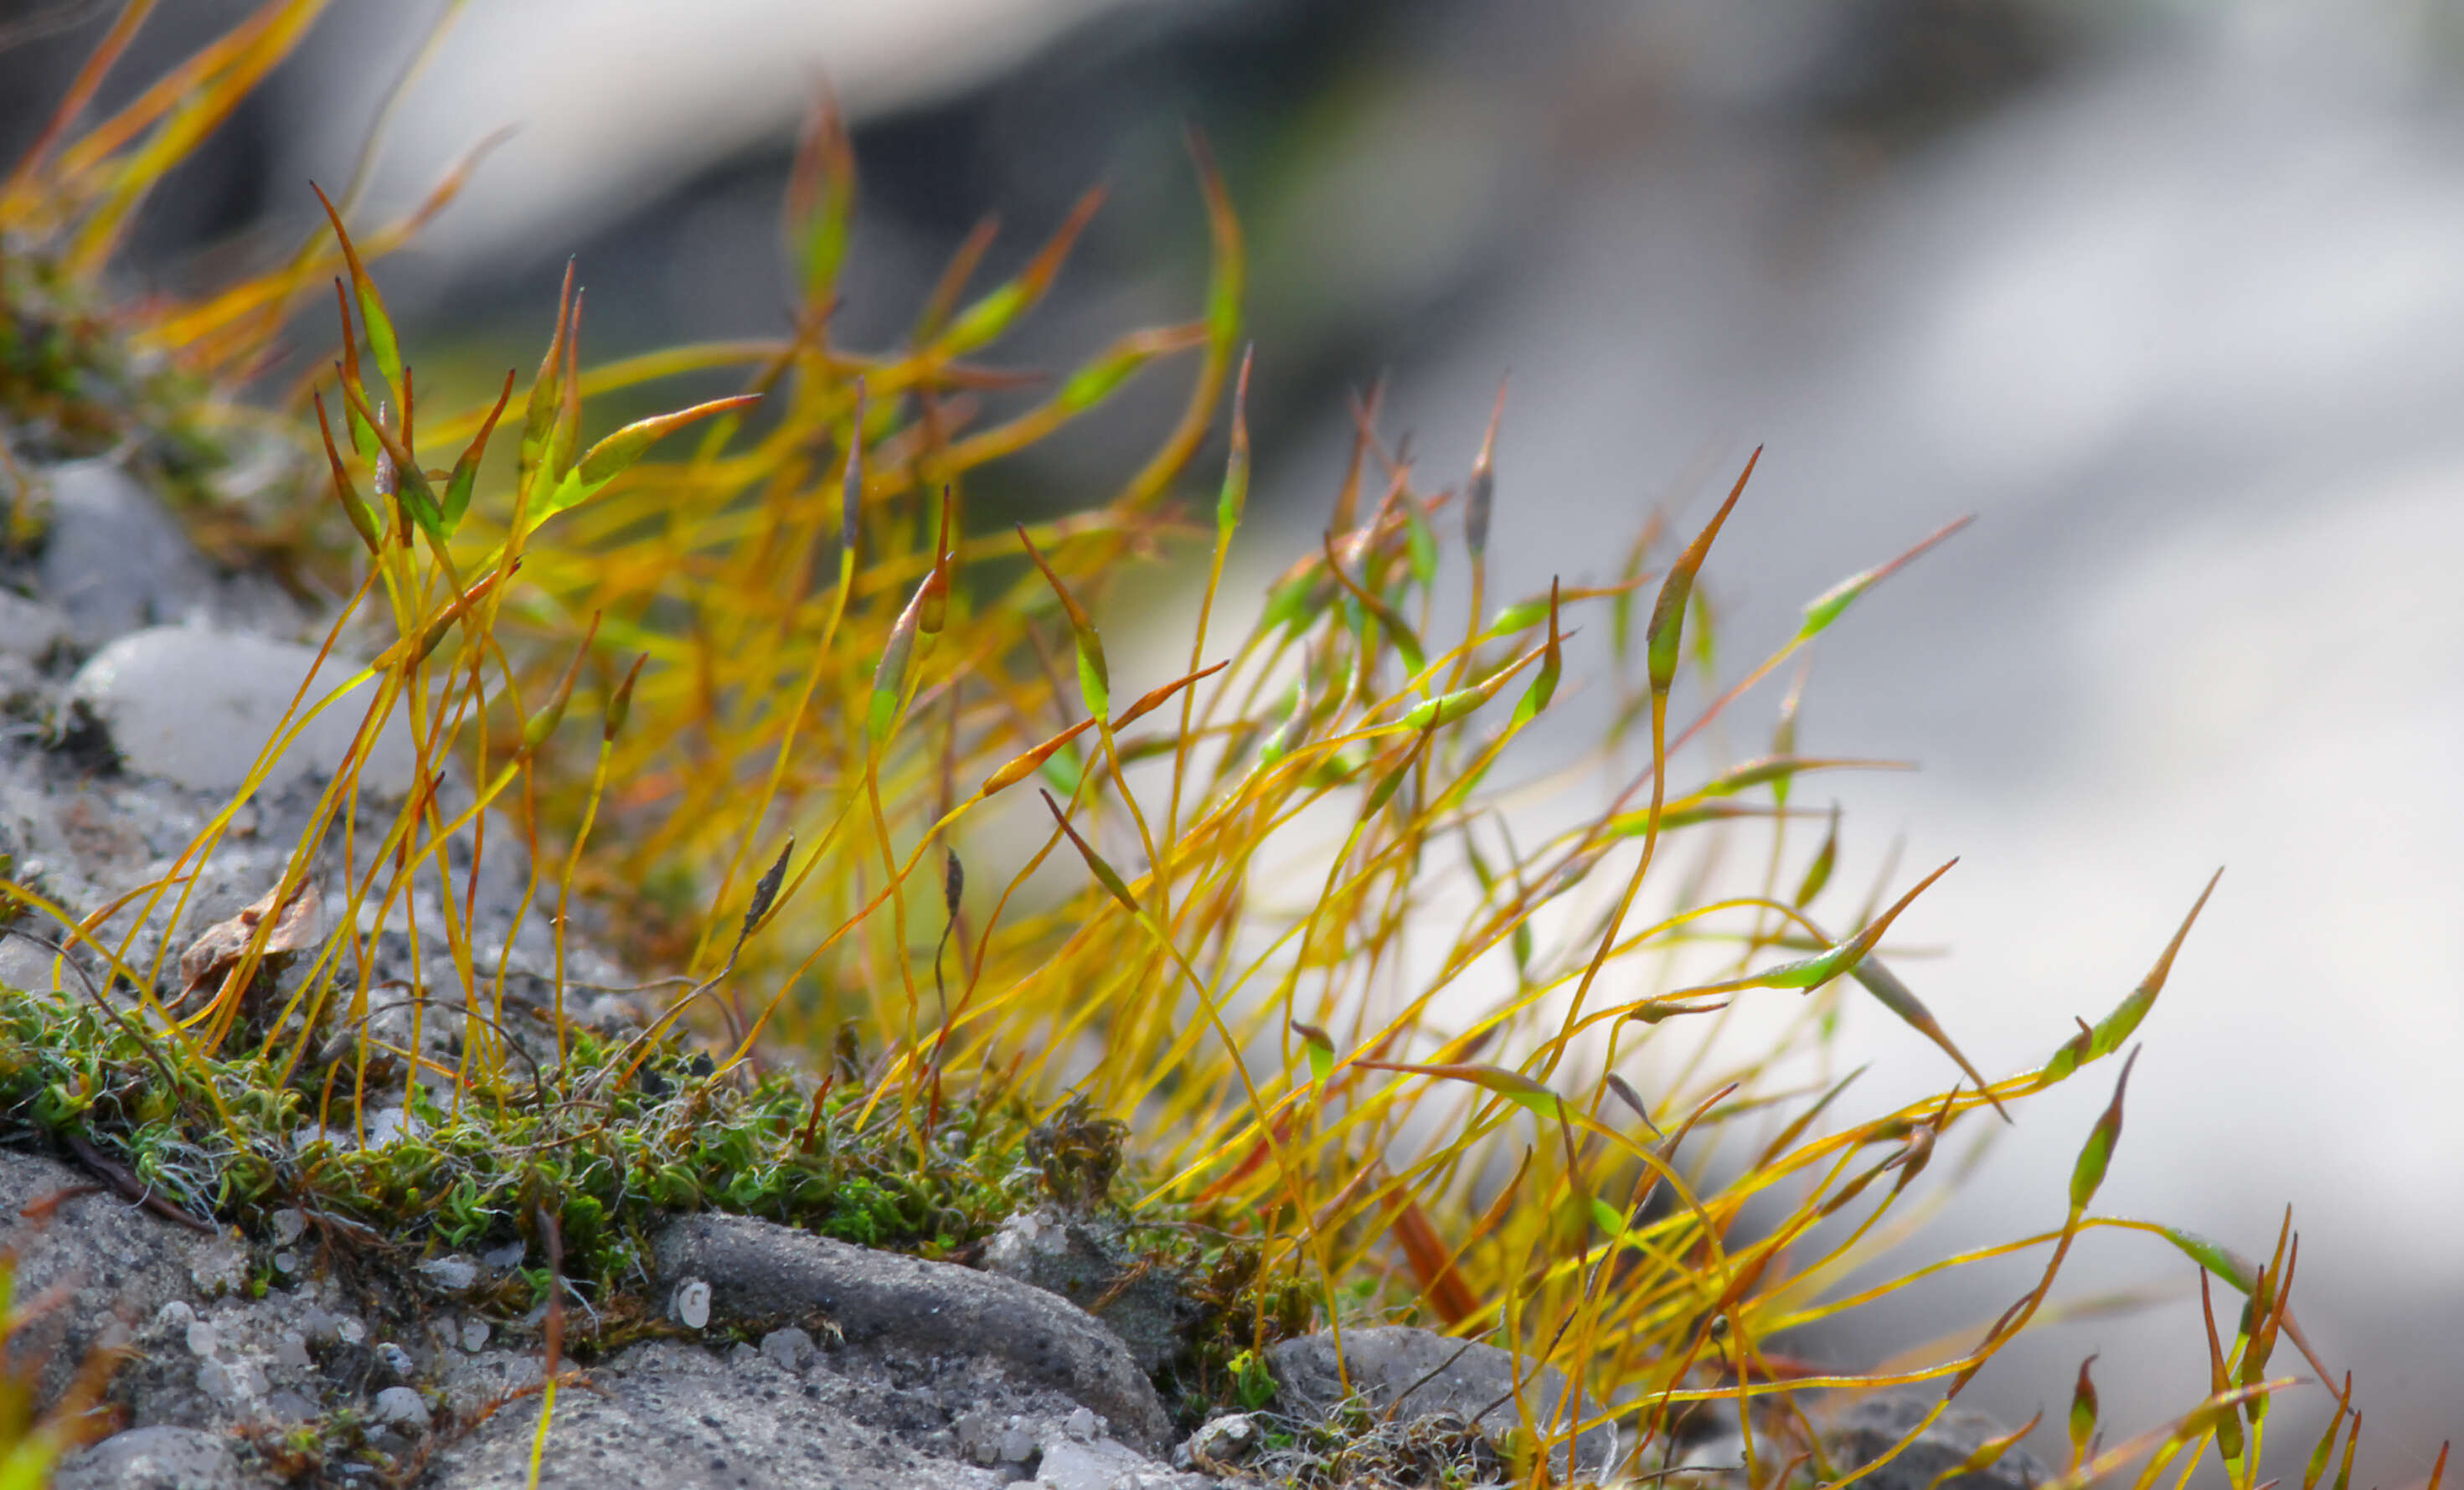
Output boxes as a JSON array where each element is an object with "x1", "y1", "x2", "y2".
[{"x1": 0, "y1": 7, "x2": 2428, "y2": 1489}]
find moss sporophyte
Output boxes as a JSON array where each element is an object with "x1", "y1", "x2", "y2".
[{"x1": 0, "y1": 4, "x2": 2413, "y2": 1487}]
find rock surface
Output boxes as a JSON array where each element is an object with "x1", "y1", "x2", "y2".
[
  {"x1": 51, "y1": 1425, "x2": 249, "y2": 1490},
  {"x1": 656, "y1": 1211, "x2": 1174, "y2": 1452},
  {"x1": 0, "y1": 1149, "x2": 237, "y2": 1409},
  {"x1": 1270, "y1": 1323, "x2": 1616, "y2": 1477},
  {"x1": 1822, "y1": 1392, "x2": 2048, "y2": 1490},
  {"x1": 423, "y1": 1337, "x2": 1207, "y2": 1490},
  {"x1": 68, "y1": 627, "x2": 416, "y2": 796},
  {"x1": 982, "y1": 1207, "x2": 1201, "y2": 1377},
  {"x1": 34, "y1": 461, "x2": 296, "y2": 652}
]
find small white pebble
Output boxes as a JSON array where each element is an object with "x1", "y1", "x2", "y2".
[
  {"x1": 154, "y1": 1302, "x2": 195, "y2": 1330},
  {"x1": 271, "y1": 1209, "x2": 307, "y2": 1245},
  {"x1": 480, "y1": 1240, "x2": 527, "y2": 1272},
  {"x1": 673, "y1": 1278, "x2": 712, "y2": 1331},
  {"x1": 184, "y1": 1322, "x2": 218, "y2": 1359},
  {"x1": 273, "y1": 1250, "x2": 298, "y2": 1275},
  {"x1": 277, "y1": 1333, "x2": 313, "y2": 1372},
  {"x1": 375, "y1": 1342, "x2": 415, "y2": 1378},
  {"x1": 461, "y1": 1317, "x2": 489, "y2": 1353},
  {"x1": 758, "y1": 1328, "x2": 812, "y2": 1371},
  {"x1": 417, "y1": 1255, "x2": 479, "y2": 1292},
  {"x1": 333, "y1": 1317, "x2": 366, "y2": 1345},
  {"x1": 1064, "y1": 1407, "x2": 1099, "y2": 1442},
  {"x1": 373, "y1": 1385, "x2": 431, "y2": 1429}
]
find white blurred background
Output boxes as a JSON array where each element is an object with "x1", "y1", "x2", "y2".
[{"x1": 5, "y1": 0, "x2": 2457, "y2": 1472}]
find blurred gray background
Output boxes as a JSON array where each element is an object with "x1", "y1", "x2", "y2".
[{"x1": 5, "y1": 0, "x2": 2458, "y2": 1472}]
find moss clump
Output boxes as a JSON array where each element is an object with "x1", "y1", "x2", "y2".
[
  {"x1": 1239, "y1": 1400, "x2": 1508, "y2": 1490},
  {"x1": 0, "y1": 992, "x2": 1048, "y2": 1338},
  {"x1": 0, "y1": 246, "x2": 225, "y2": 492}
]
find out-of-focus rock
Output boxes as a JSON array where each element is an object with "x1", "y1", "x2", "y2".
[
  {"x1": 50, "y1": 1425, "x2": 249, "y2": 1490},
  {"x1": 67, "y1": 626, "x2": 415, "y2": 796},
  {"x1": 0, "y1": 590, "x2": 70, "y2": 663},
  {"x1": 36, "y1": 461, "x2": 217, "y2": 650},
  {"x1": 1822, "y1": 1394, "x2": 2048, "y2": 1490}
]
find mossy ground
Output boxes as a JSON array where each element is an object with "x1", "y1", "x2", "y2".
[
  {"x1": 0, "y1": 993, "x2": 1003, "y2": 1333},
  {"x1": 0, "y1": 984, "x2": 1307, "y2": 1429}
]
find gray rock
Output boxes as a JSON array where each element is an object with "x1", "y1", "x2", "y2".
[
  {"x1": 0, "y1": 590, "x2": 70, "y2": 662},
  {"x1": 193, "y1": 1355, "x2": 267, "y2": 1412},
  {"x1": 759, "y1": 1326, "x2": 814, "y2": 1371},
  {"x1": 372, "y1": 1384, "x2": 432, "y2": 1429},
  {"x1": 435, "y1": 1347, "x2": 544, "y2": 1424},
  {"x1": 187, "y1": 1239, "x2": 245, "y2": 1297},
  {"x1": 68, "y1": 626, "x2": 415, "y2": 796},
  {"x1": 655, "y1": 1212, "x2": 1172, "y2": 1451},
  {"x1": 423, "y1": 1340, "x2": 1012, "y2": 1490},
  {"x1": 0, "y1": 1148, "x2": 224, "y2": 1410},
  {"x1": 982, "y1": 1207, "x2": 1199, "y2": 1375},
  {"x1": 955, "y1": 1409, "x2": 1049, "y2": 1471},
  {"x1": 263, "y1": 1389, "x2": 317, "y2": 1425},
  {"x1": 418, "y1": 1254, "x2": 480, "y2": 1292},
  {"x1": 51, "y1": 1425, "x2": 248, "y2": 1490},
  {"x1": 1823, "y1": 1394, "x2": 2047, "y2": 1490},
  {"x1": 1177, "y1": 1414, "x2": 1260, "y2": 1471},
  {"x1": 37, "y1": 461, "x2": 218, "y2": 650},
  {"x1": 1034, "y1": 1435, "x2": 1199, "y2": 1490},
  {"x1": 1269, "y1": 1324, "x2": 1615, "y2": 1478}
]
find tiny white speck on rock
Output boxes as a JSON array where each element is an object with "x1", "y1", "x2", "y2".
[{"x1": 673, "y1": 1277, "x2": 712, "y2": 1330}]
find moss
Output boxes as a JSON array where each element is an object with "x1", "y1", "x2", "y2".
[
  {"x1": 0, "y1": 991, "x2": 1052, "y2": 1345},
  {"x1": 0, "y1": 245, "x2": 227, "y2": 499}
]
